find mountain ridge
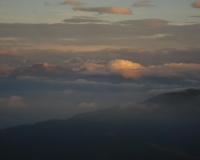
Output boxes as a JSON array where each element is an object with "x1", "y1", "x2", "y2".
[
  {"x1": 0, "y1": 68, "x2": 13, "y2": 74},
  {"x1": 0, "y1": 88, "x2": 200, "y2": 160}
]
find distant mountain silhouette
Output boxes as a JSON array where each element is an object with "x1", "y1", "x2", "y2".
[
  {"x1": 62, "y1": 57, "x2": 82, "y2": 64},
  {"x1": 0, "y1": 88, "x2": 200, "y2": 160},
  {"x1": 143, "y1": 88, "x2": 200, "y2": 107},
  {"x1": 0, "y1": 68, "x2": 13, "y2": 74},
  {"x1": 73, "y1": 88, "x2": 200, "y2": 122},
  {"x1": 22, "y1": 62, "x2": 72, "y2": 75}
]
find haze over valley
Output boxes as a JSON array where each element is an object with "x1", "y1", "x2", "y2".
[{"x1": 0, "y1": 0, "x2": 200, "y2": 159}]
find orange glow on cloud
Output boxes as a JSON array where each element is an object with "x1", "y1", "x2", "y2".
[
  {"x1": 106, "y1": 60, "x2": 200, "y2": 79},
  {"x1": 192, "y1": 1, "x2": 200, "y2": 8},
  {"x1": 108, "y1": 59, "x2": 145, "y2": 78},
  {"x1": 108, "y1": 59, "x2": 144, "y2": 71}
]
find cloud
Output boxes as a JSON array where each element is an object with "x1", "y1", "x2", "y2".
[
  {"x1": 62, "y1": 17, "x2": 107, "y2": 24},
  {"x1": 63, "y1": 90, "x2": 76, "y2": 94},
  {"x1": 71, "y1": 62, "x2": 106, "y2": 71},
  {"x1": 150, "y1": 63, "x2": 200, "y2": 78},
  {"x1": 1, "y1": 47, "x2": 200, "y2": 70},
  {"x1": 73, "y1": 6, "x2": 133, "y2": 15},
  {"x1": 0, "y1": 20, "x2": 199, "y2": 50},
  {"x1": 133, "y1": 3, "x2": 153, "y2": 7},
  {"x1": 17, "y1": 76, "x2": 48, "y2": 81},
  {"x1": 61, "y1": 79, "x2": 104, "y2": 86},
  {"x1": 59, "y1": 0, "x2": 84, "y2": 6},
  {"x1": 133, "y1": 1, "x2": 154, "y2": 7},
  {"x1": 146, "y1": 88, "x2": 189, "y2": 95},
  {"x1": 120, "y1": 102, "x2": 159, "y2": 110},
  {"x1": 83, "y1": 63, "x2": 106, "y2": 71},
  {"x1": 55, "y1": 79, "x2": 145, "y2": 90},
  {"x1": 0, "y1": 96, "x2": 25, "y2": 108},
  {"x1": 191, "y1": 1, "x2": 200, "y2": 8},
  {"x1": 108, "y1": 59, "x2": 144, "y2": 71},
  {"x1": 190, "y1": 16, "x2": 200, "y2": 18},
  {"x1": 78, "y1": 102, "x2": 97, "y2": 109},
  {"x1": 140, "y1": 34, "x2": 174, "y2": 39},
  {"x1": 115, "y1": 19, "x2": 169, "y2": 27},
  {"x1": 106, "y1": 59, "x2": 200, "y2": 79},
  {"x1": 108, "y1": 59, "x2": 145, "y2": 78}
]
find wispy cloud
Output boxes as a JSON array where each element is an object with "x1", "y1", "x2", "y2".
[
  {"x1": 59, "y1": 0, "x2": 85, "y2": 6},
  {"x1": 115, "y1": 19, "x2": 169, "y2": 27},
  {"x1": 62, "y1": 17, "x2": 108, "y2": 24},
  {"x1": 140, "y1": 34, "x2": 174, "y2": 39},
  {"x1": 133, "y1": 1, "x2": 154, "y2": 7},
  {"x1": 73, "y1": 6, "x2": 133, "y2": 15}
]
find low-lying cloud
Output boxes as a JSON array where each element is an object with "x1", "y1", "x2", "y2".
[
  {"x1": 78, "y1": 102, "x2": 97, "y2": 110},
  {"x1": 106, "y1": 59, "x2": 200, "y2": 79},
  {"x1": 108, "y1": 59, "x2": 144, "y2": 78},
  {"x1": 0, "y1": 96, "x2": 25, "y2": 108},
  {"x1": 120, "y1": 102, "x2": 159, "y2": 110}
]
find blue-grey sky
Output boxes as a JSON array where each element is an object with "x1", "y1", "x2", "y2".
[{"x1": 0, "y1": 0, "x2": 199, "y2": 23}]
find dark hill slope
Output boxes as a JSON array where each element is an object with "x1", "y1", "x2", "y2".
[
  {"x1": 0, "y1": 120, "x2": 199, "y2": 160},
  {"x1": 143, "y1": 88, "x2": 200, "y2": 107},
  {"x1": 0, "y1": 89, "x2": 200, "y2": 160}
]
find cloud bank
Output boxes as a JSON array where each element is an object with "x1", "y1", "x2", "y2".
[
  {"x1": 107, "y1": 60, "x2": 200, "y2": 79},
  {"x1": 0, "y1": 96, "x2": 25, "y2": 108}
]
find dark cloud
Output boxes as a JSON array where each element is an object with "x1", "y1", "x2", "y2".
[
  {"x1": 73, "y1": 6, "x2": 133, "y2": 15},
  {"x1": 115, "y1": 19, "x2": 169, "y2": 27},
  {"x1": 190, "y1": 16, "x2": 200, "y2": 18},
  {"x1": 62, "y1": 17, "x2": 108, "y2": 23}
]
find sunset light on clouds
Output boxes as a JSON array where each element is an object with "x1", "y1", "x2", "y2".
[
  {"x1": 1, "y1": 1, "x2": 200, "y2": 159},
  {"x1": 0, "y1": 0, "x2": 200, "y2": 129}
]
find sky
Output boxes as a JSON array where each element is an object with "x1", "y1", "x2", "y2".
[
  {"x1": 0, "y1": 0, "x2": 200, "y2": 128},
  {"x1": 0, "y1": 0, "x2": 200, "y2": 24}
]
